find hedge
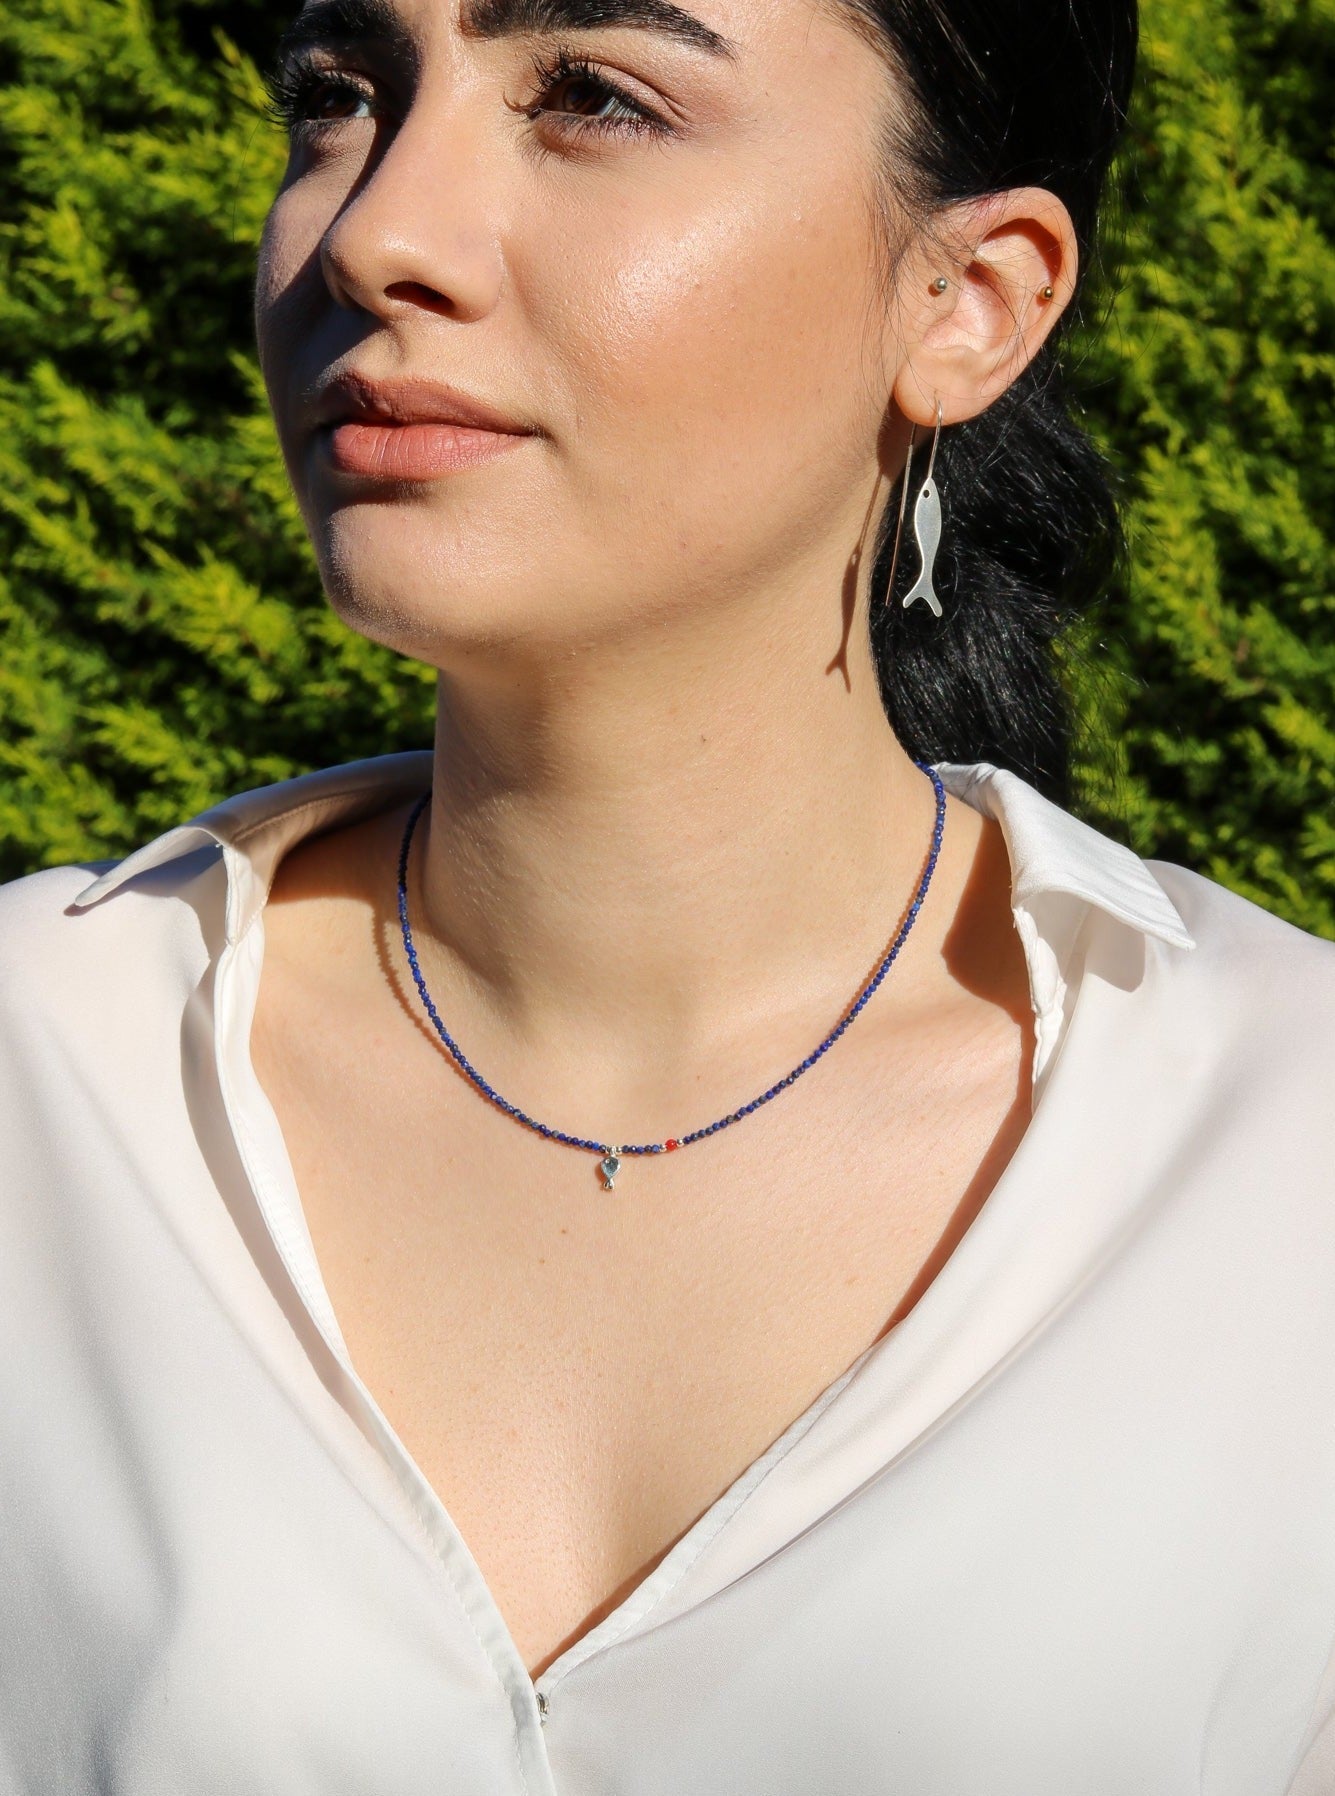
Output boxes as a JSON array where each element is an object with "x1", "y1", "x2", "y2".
[{"x1": 1, "y1": 0, "x2": 1332, "y2": 935}]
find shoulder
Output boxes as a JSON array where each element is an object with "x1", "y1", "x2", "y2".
[
  {"x1": 941, "y1": 758, "x2": 1335, "y2": 1052},
  {"x1": 0, "y1": 751, "x2": 433, "y2": 1031},
  {"x1": 0, "y1": 859, "x2": 122, "y2": 993},
  {"x1": 1144, "y1": 859, "x2": 1335, "y2": 1032},
  {"x1": 1085, "y1": 859, "x2": 1335, "y2": 1203},
  {"x1": 0, "y1": 845, "x2": 225, "y2": 1041},
  {"x1": 0, "y1": 858, "x2": 107, "y2": 934},
  {"x1": 0, "y1": 841, "x2": 223, "y2": 937}
]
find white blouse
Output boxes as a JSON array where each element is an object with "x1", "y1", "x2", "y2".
[{"x1": 1, "y1": 749, "x2": 1333, "y2": 1796}]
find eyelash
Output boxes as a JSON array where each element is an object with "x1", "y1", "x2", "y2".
[
  {"x1": 263, "y1": 45, "x2": 673, "y2": 145},
  {"x1": 520, "y1": 46, "x2": 671, "y2": 140},
  {"x1": 264, "y1": 58, "x2": 376, "y2": 134}
]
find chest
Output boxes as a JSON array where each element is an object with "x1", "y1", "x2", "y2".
[{"x1": 249, "y1": 977, "x2": 1028, "y2": 1680}]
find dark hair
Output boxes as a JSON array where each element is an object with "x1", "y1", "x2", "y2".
[{"x1": 848, "y1": 0, "x2": 1139, "y2": 802}]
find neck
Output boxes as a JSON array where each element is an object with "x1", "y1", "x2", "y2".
[{"x1": 411, "y1": 590, "x2": 952, "y2": 1084}]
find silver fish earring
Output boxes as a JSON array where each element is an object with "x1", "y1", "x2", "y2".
[{"x1": 884, "y1": 400, "x2": 945, "y2": 618}]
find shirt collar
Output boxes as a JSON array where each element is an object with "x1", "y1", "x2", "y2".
[
  {"x1": 71, "y1": 751, "x2": 438, "y2": 944},
  {"x1": 70, "y1": 750, "x2": 1194, "y2": 955},
  {"x1": 934, "y1": 761, "x2": 1194, "y2": 1090},
  {"x1": 934, "y1": 761, "x2": 1195, "y2": 951}
]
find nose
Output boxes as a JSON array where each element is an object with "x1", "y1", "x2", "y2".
[{"x1": 318, "y1": 100, "x2": 505, "y2": 326}]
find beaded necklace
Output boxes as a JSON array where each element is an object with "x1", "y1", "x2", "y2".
[{"x1": 396, "y1": 761, "x2": 946, "y2": 1189}]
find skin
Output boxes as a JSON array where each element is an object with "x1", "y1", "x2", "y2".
[{"x1": 251, "y1": 0, "x2": 1080, "y2": 1677}]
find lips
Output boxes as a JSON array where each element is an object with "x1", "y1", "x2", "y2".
[{"x1": 311, "y1": 373, "x2": 537, "y2": 482}]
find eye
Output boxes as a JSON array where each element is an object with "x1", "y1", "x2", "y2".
[
  {"x1": 521, "y1": 48, "x2": 672, "y2": 140},
  {"x1": 265, "y1": 56, "x2": 380, "y2": 134}
]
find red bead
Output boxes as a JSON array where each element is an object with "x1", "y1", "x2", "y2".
[{"x1": 665, "y1": 1138, "x2": 679, "y2": 1151}]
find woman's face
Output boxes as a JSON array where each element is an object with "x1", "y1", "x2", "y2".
[{"x1": 256, "y1": 0, "x2": 906, "y2": 670}]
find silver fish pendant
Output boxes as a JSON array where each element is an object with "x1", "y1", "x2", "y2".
[
  {"x1": 902, "y1": 476, "x2": 943, "y2": 617},
  {"x1": 599, "y1": 1149, "x2": 622, "y2": 1190}
]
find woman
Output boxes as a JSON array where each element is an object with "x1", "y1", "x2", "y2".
[{"x1": 1, "y1": 0, "x2": 1332, "y2": 1789}]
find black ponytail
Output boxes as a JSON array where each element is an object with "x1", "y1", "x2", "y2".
[{"x1": 851, "y1": 0, "x2": 1139, "y2": 802}]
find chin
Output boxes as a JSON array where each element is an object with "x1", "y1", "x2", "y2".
[
  {"x1": 312, "y1": 522, "x2": 585, "y2": 670},
  {"x1": 320, "y1": 565, "x2": 529, "y2": 667}
]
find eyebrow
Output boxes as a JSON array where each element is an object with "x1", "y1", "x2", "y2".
[
  {"x1": 465, "y1": 0, "x2": 737, "y2": 58},
  {"x1": 280, "y1": 0, "x2": 412, "y2": 57},
  {"x1": 281, "y1": 0, "x2": 738, "y2": 60}
]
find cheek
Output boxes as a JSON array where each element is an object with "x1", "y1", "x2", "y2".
[
  {"x1": 254, "y1": 167, "x2": 355, "y2": 395},
  {"x1": 255, "y1": 188, "x2": 303, "y2": 344},
  {"x1": 254, "y1": 196, "x2": 312, "y2": 422},
  {"x1": 254, "y1": 184, "x2": 346, "y2": 510},
  {"x1": 520, "y1": 160, "x2": 886, "y2": 531}
]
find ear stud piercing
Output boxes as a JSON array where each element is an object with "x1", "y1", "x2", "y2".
[{"x1": 935, "y1": 277, "x2": 1056, "y2": 300}]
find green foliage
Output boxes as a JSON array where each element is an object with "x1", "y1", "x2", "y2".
[
  {"x1": 1071, "y1": 0, "x2": 1335, "y2": 934},
  {"x1": 0, "y1": 0, "x2": 434, "y2": 874},
  {"x1": 0, "y1": 0, "x2": 1332, "y2": 936}
]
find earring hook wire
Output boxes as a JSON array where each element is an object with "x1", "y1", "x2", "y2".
[
  {"x1": 883, "y1": 422, "x2": 917, "y2": 606},
  {"x1": 923, "y1": 397, "x2": 944, "y2": 484}
]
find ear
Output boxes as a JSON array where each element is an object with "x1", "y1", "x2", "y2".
[{"x1": 889, "y1": 187, "x2": 1079, "y2": 429}]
